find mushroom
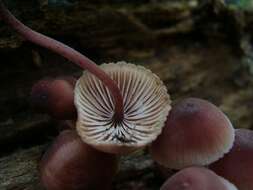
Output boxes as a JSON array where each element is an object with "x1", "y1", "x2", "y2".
[
  {"x1": 0, "y1": 1, "x2": 171, "y2": 154},
  {"x1": 31, "y1": 77, "x2": 77, "y2": 119},
  {"x1": 210, "y1": 129, "x2": 253, "y2": 190},
  {"x1": 40, "y1": 130, "x2": 118, "y2": 190},
  {"x1": 150, "y1": 98, "x2": 235, "y2": 169},
  {"x1": 160, "y1": 167, "x2": 238, "y2": 190},
  {"x1": 75, "y1": 62, "x2": 171, "y2": 154}
]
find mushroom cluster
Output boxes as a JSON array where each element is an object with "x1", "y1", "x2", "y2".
[{"x1": 1, "y1": 1, "x2": 253, "y2": 190}]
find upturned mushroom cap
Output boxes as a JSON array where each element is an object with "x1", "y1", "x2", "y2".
[
  {"x1": 74, "y1": 62, "x2": 171, "y2": 154},
  {"x1": 160, "y1": 167, "x2": 237, "y2": 190},
  {"x1": 40, "y1": 130, "x2": 118, "y2": 190},
  {"x1": 210, "y1": 129, "x2": 253, "y2": 190},
  {"x1": 150, "y1": 98, "x2": 235, "y2": 169}
]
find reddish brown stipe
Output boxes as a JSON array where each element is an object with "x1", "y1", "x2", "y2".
[
  {"x1": 0, "y1": 1, "x2": 171, "y2": 154},
  {"x1": 0, "y1": 1, "x2": 124, "y2": 121}
]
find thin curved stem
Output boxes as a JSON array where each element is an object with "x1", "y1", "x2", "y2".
[{"x1": 0, "y1": 1, "x2": 124, "y2": 121}]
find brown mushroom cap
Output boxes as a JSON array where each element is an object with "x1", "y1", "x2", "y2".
[
  {"x1": 160, "y1": 167, "x2": 237, "y2": 190},
  {"x1": 40, "y1": 130, "x2": 118, "y2": 190},
  {"x1": 74, "y1": 62, "x2": 171, "y2": 154},
  {"x1": 48, "y1": 79, "x2": 76, "y2": 118},
  {"x1": 150, "y1": 98, "x2": 235, "y2": 169},
  {"x1": 31, "y1": 77, "x2": 76, "y2": 119},
  {"x1": 210, "y1": 129, "x2": 253, "y2": 190}
]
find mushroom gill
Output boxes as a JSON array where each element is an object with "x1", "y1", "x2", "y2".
[{"x1": 75, "y1": 62, "x2": 171, "y2": 154}]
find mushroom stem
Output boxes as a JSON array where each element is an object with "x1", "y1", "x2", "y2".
[{"x1": 0, "y1": 1, "x2": 124, "y2": 121}]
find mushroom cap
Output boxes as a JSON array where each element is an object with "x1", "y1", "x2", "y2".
[
  {"x1": 31, "y1": 77, "x2": 76, "y2": 119},
  {"x1": 210, "y1": 129, "x2": 253, "y2": 190},
  {"x1": 48, "y1": 79, "x2": 76, "y2": 118},
  {"x1": 74, "y1": 62, "x2": 171, "y2": 154},
  {"x1": 160, "y1": 167, "x2": 237, "y2": 190},
  {"x1": 40, "y1": 130, "x2": 118, "y2": 190},
  {"x1": 150, "y1": 98, "x2": 235, "y2": 169}
]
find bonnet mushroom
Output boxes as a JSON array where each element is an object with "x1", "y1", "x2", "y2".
[
  {"x1": 40, "y1": 130, "x2": 118, "y2": 190},
  {"x1": 75, "y1": 62, "x2": 171, "y2": 154},
  {"x1": 160, "y1": 167, "x2": 237, "y2": 190},
  {"x1": 31, "y1": 77, "x2": 77, "y2": 119},
  {"x1": 210, "y1": 129, "x2": 253, "y2": 190},
  {"x1": 150, "y1": 98, "x2": 235, "y2": 169},
  {"x1": 0, "y1": 1, "x2": 171, "y2": 154}
]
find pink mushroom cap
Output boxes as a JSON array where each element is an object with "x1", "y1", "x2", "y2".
[
  {"x1": 40, "y1": 130, "x2": 118, "y2": 190},
  {"x1": 150, "y1": 98, "x2": 235, "y2": 169},
  {"x1": 160, "y1": 167, "x2": 237, "y2": 190},
  {"x1": 31, "y1": 77, "x2": 76, "y2": 119},
  {"x1": 210, "y1": 129, "x2": 253, "y2": 190}
]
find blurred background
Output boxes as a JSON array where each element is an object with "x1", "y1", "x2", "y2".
[{"x1": 0, "y1": 0, "x2": 253, "y2": 189}]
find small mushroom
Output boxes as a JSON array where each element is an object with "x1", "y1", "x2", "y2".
[
  {"x1": 150, "y1": 98, "x2": 235, "y2": 169},
  {"x1": 75, "y1": 62, "x2": 171, "y2": 154},
  {"x1": 31, "y1": 77, "x2": 77, "y2": 119},
  {"x1": 40, "y1": 130, "x2": 118, "y2": 190},
  {"x1": 210, "y1": 129, "x2": 253, "y2": 190},
  {"x1": 160, "y1": 167, "x2": 237, "y2": 190},
  {"x1": 0, "y1": 2, "x2": 171, "y2": 154}
]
